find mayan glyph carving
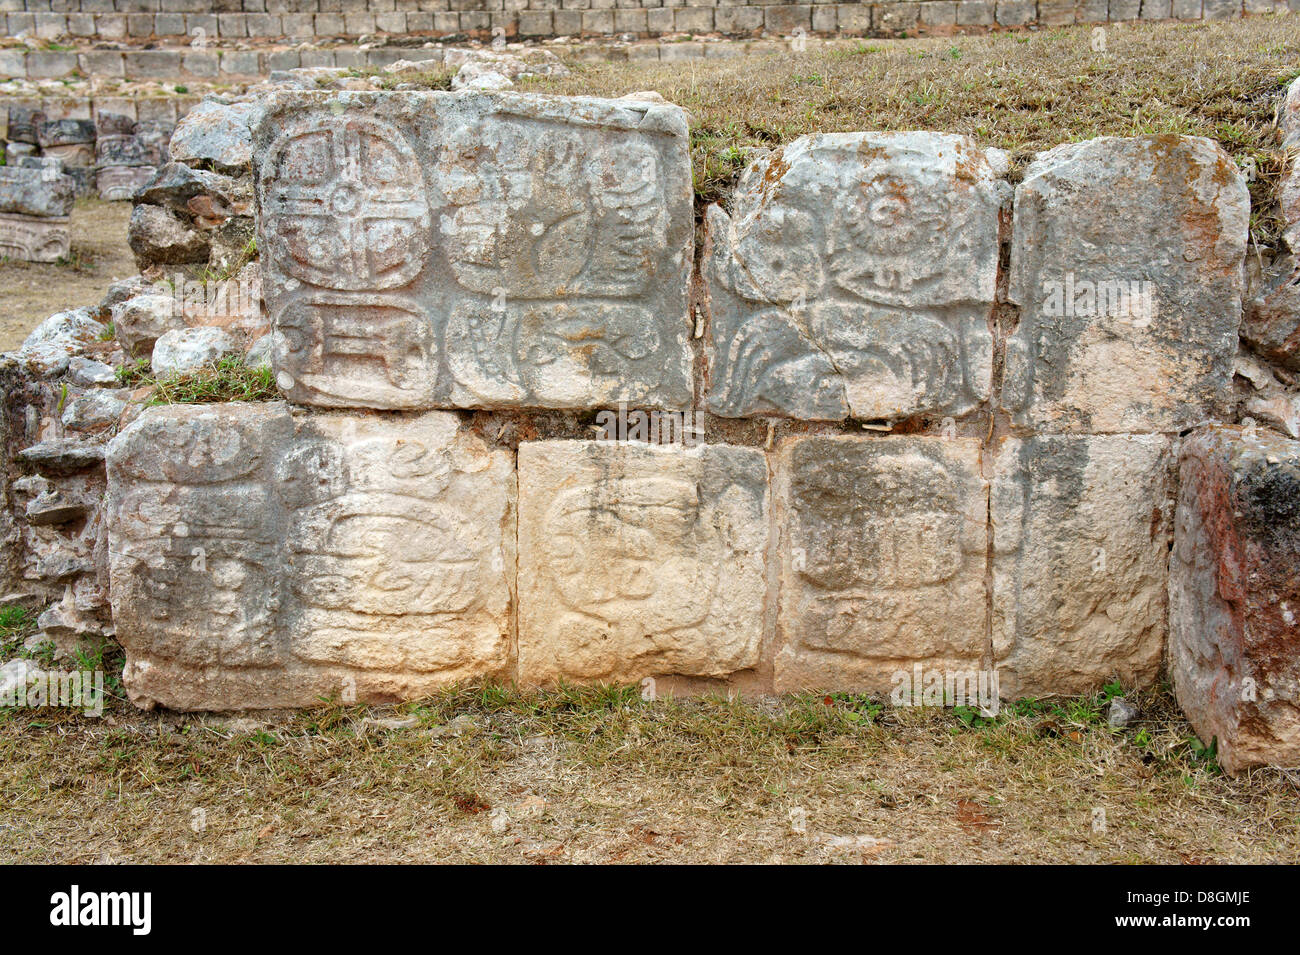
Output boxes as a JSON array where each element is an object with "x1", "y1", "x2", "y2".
[
  {"x1": 255, "y1": 91, "x2": 694, "y2": 411},
  {"x1": 991, "y1": 433, "x2": 1175, "y2": 698},
  {"x1": 704, "y1": 133, "x2": 1006, "y2": 421},
  {"x1": 516, "y1": 441, "x2": 769, "y2": 685},
  {"x1": 1003, "y1": 135, "x2": 1250, "y2": 433},
  {"x1": 772, "y1": 436, "x2": 989, "y2": 693},
  {"x1": 106, "y1": 403, "x2": 515, "y2": 710}
]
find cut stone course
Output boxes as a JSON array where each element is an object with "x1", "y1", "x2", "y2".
[
  {"x1": 1004, "y1": 135, "x2": 1250, "y2": 433},
  {"x1": 772, "y1": 435, "x2": 989, "y2": 693},
  {"x1": 1170, "y1": 426, "x2": 1300, "y2": 773},
  {"x1": 516, "y1": 440, "x2": 769, "y2": 686},
  {"x1": 106, "y1": 403, "x2": 516, "y2": 710},
  {"x1": 254, "y1": 89, "x2": 694, "y2": 411},
  {"x1": 705, "y1": 132, "x2": 1006, "y2": 422}
]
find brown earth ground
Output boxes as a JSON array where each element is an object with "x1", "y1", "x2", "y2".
[
  {"x1": 1, "y1": 18, "x2": 1299, "y2": 863},
  {"x1": 0, "y1": 199, "x2": 135, "y2": 353},
  {"x1": 0, "y1": 681, "x2": 1296, "y2": 864}
]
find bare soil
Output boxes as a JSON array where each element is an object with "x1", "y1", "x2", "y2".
[{"x1": 0, "y1": 199, "x2": 135, "y2": 353}]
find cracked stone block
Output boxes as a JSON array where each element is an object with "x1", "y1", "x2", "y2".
[
  {"x1": 516, "y1": 440, "x2": 768, "y2": 686},
  {"x1": 1004, "y1": 136, "x2": 1250, "y2": 433},
  {"x1": 1170, "y1": 425, "x2": 1300, "y2": 773},
  {"x1": 772, "y1": 435, "x2": 988, "y2": 693},
  {"x1": 0, "y1": 165, "x2": 75, "y2": 218},
  {"x1": 255, "y1": 90, "x2": 694, "y2": 411},
  {"x1": 992, "y1": 433, "x2": 1175, "y2": 698},
  {"x1": 0, "y1": 213, "x2": 70, "y2": 263},
  {"x1": 106, "y1": 403, "x2": 515, "y2": 710},
  {"x1": 97, "y1": 165, "x2": 156, "y2": 203},
  {"x1": 704, "y1": 132, "x2": 1006, "y2": 422}
]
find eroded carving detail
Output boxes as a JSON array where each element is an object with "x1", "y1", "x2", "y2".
[
  {"x1": 256, "y1": 92, "x2": 694, "y2": 411},
  {"x1": 773, "y1": 436, "x2": 989, "y2": 692},
  {"x1": 106, "y1": 404, "x2": 515, "y2": 710},
  {"x1": 705, "y1": 133, "x2": 1005, "y2": 421}
]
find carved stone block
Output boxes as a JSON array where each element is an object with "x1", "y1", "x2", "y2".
[
  {"x1": 1004, "y1": 136, "x2": 1249, "y2": 433},
  {"x1": 255, "y1": 91, "x2": 694, "y2": 411},
  {"x1": 517, "y1": 440, "x2": 769, "y2": 685},
  {"x1": 1171, "y1": 426, "x2": 1300, "y2": 773},
  {"x1": 772, "y1": 435, "x2": 989, "y2": 692},
  {"x1": 704, "y1": 133, "x2": 1006, "y2": 421},
  {"x1": 106, "y1": 403, "x2": 516, "y2": 710},
  {"x1": 0, "y1": 212, "x2": 70, "y2": 262}
]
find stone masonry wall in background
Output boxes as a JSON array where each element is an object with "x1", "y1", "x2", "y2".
[
  {"x1": 6, "y1": 73, "x2": 1300, "y2": 773},
  {"x1": 0, "y1": 0, "x2": 1295, "y2": 83}
]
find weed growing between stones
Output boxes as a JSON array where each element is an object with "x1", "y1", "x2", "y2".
[{"x1": 114, "y1": 355, "x2": 277, "y2": 404}]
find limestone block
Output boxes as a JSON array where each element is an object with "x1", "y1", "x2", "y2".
[
  {"x1": 168, "y1": 98, "x2": 257, "y2": 174},
  {"x1": 0, "y1": 166, "x2": 75, "y2": 218},
  {"x1": 97, "y1": 165, "x2": 156, "y2": 202},
  {"x1": 106, "y1": 403, "x2": 516, "y2": 710},
  {"x1": 254, "y1": 90, "x2": 694, "y2": 411},
  {"x1": 1170, "y1": 426, "x2": 1300, "y2": 773},
  {"x1": 517, "y1": 440, "x2": 768, "y2": 685},
  {"x1": 1004, "y1": 136, "x2": 1250, "y2": 433},
  {"x1": 704, "y1": 132, "x2": 1006, "y2": 421},
  {"x1": 772, "y1": 435, "x2": 989, "y2": 693},
  {"x1": 992, "y1": 433, "x2": 1175, "y2": 698},
  {"x1": 0, "y1": 212, "x2": 70, "y2": 263}
]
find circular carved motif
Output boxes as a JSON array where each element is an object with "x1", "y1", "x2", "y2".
[{"x1": 262, "y1": 116, "x2": 431, "y2": 292}]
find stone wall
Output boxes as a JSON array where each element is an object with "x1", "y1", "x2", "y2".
[
  {"x1": 0, "y1": 0, "x2": 1294, "y2": 63},
  {"x1": 4, "y1": 74, "x2": 1299, "y2": 774}
]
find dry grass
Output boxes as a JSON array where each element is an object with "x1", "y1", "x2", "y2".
[
  {"x1": 533, "y1": 17, "x2": 1300, "y2": 244},
  {"x1": 0, "y1": 681, "x2": 1296, "y2": 863}
]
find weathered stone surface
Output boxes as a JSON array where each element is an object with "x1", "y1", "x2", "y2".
[
  {"x1": 705, "y1": 133, "x2": 1006, "y2": 421},
  {"x1": 1242, "y1": 258, "x2": 1300, "y2": 373},
  {"x1": 127, "y1": 202, "x2": 210, "y2": 266},
  {"x1": 516, "y1": 440, "x2": 768, "y2": 685},
  {"x1": 113, "y1": 292, "x2": 183, "y2": 356},
  {"x1": 1280, "y1": 77, "x2": 1300, "y2": 253},
  {"x1": 95, "y1": 133, "x2": 149, "y2": 168},
  {"x1": 255, "y1": 90, "x2": 693, "y2": 411},
  {"x1": 0, "y1": 166, "x2": 75, "y2": 218},
  {"x1": 168, "y1": 99, "x2": 256, "y2": 175},
  {"x1": 106, "y1": 403, "x2": 515, "y2": 710},
  {"x1": 1171, "y1": 425, "x2": 1300, "y2": 773},
  {"x1": 1004, "y1": 136, "x2": 1249, "y2": 433},
  {"x1": 15, "y1": 308, "x2": 105, "y2": 376},
  {"x1": 0, "y1": 212, "x2": 70, "y2": 264},
  {"x1": 151, "y1": 326, "x2": 238, "y2": 376},
  {"x1": 97, "y1": 165, "x2": 156, "y2": 203},
  {"x1": 772, "y1": 436, "x2": 989, "y2": 693},
  {"x1": 991, "y1": 433, "x2": 1174, "y2": 698},
  {"x1": 36, "y1": 118, "x2": 95, "y2": 149}
]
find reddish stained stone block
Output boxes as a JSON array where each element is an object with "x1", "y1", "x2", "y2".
[{"x1": 1170, "y1": 425, "x2": 1300, "y2": 773}]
